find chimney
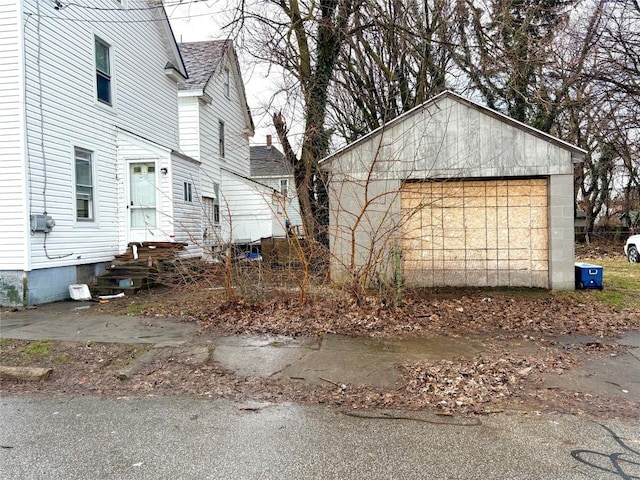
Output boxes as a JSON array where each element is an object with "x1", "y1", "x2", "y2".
[{"x1": 266, "y1": 134, "x2": 272, "y2": 148}]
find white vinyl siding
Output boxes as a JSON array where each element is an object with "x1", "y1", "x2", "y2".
[
  {"x1": 197, "y1": 52, "x2": 250, "y2": 179},
  {"x1": 17, "y1": 0, "x2": 182, "y2": 269},
  {"x1": 178, "y1": 95, "x2": 200, "y2": 160},
  {"x1": 220, "y1": 170, "x2": 285, "y2": 243},
  {"x1": 251, "y1": 176, "x2": 303, "y2": 230},
  {"x1": 178, "y1": 47, "x2": 253, "y2": 243},
  {"x1": 172, "y1": 156, "x2": 202, "y2": 257},
  {"x1": 0, "y1": 0, "x2": 28, "y2": 269}
]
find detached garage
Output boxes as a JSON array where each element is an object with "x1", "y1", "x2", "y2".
[{"x1": 324, "y1": 91, "x2": 585, "y2": 290}]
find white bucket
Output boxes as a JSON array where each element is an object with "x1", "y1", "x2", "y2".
[{"x1": 69, "y1": 284, "x2": 91, "y2": 301}]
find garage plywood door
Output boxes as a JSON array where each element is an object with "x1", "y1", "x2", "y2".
[{"x1": 401, "y1": 179, "x2": 548, "y2": 288}]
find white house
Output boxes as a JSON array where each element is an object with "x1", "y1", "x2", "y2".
[
  {"x1": 0, "y1": 0, "x2": 200, "y2": 306},
  {"x1": 177, "y1": 41, "x2": 286, "y2": 246},
  {"x1": 250, "y1": 135, "x2": 304, "y2": 235}
]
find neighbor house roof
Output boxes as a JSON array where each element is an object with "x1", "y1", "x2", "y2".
[
  {"x1": 250, "y1": 145, "x2": 292, "y2": 177},
  {"x1": 178, "y1": 40, "x2": 228, "y2": 91},
  {"x1": 178, "y1": 40, "x2": 255, "y2": 135}
]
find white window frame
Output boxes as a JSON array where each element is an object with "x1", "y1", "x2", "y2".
[
  {"x1": 74, "y1": 147, "x2": 95, "y2": 222},
  {"x1": 280, "y1": 178, "x2": 289, "y2": 198},
  {"x1": 183, "y1": 181, "x2": 193, "y2": 202},
  {"x1": 94, "y1": 34, "x2": 115, "y2": 108},
  {"x1": 213, "y1": 183, "x2": 220, "y2": 224},
  {"x1": 224, "y1": 67, "x2": 230, "y2": 98},
  {"x1": 219, "y1": 121, "x2": 225, "y2": 159}
]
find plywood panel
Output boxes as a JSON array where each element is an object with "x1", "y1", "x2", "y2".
[{"x1": 401, "y1": 178, "x2": 548, "y2": 287}]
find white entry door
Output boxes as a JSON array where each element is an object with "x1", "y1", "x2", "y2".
[{"x1": 128, "y1": 161, "x2": 158, "y2": 242}]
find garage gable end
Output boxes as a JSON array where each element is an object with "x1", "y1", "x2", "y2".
[{"x1": 322, "y1": 91, "x2": 584, "y2": 181}]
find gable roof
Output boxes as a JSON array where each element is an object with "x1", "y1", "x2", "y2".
[
  {"x1": 178, "y1": 40, "x2": 255, "y2": 135},
  {"x1": 321, "y1": 90, "x2": 586, "y2": 165},
  {"x1": 250, "y1": 145, "x2": 292, "y2": 177},
  {"x1": 178, "y1": 40, "x2": 228, "y2": 91}
]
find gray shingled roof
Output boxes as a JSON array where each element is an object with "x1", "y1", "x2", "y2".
[
  {"x1": 178, "y1": 40, "x2": 229, "y2": 91},
  {"x1": 250, "y1": 145, "x2": 292, "y2": 177}
]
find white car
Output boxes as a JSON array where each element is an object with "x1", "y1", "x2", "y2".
[{"x1": 624, "y1": 234, "x2": 640, "y2": 263}]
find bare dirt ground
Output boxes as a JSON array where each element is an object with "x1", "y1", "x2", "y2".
[{"x1": 2, "y1": 281, "x2": 640, "y2": 419}]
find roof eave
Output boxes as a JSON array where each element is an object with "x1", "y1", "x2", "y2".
[
  {"x1": 164, "y1": 63, "x2": 187, "y2": 82},
  {"x1": 156, "y1": 4, "x2": 188, "y2": 79}
]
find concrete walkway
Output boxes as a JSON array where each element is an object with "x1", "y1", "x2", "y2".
[
  {"x1": 2, "y1": 300, "x2": 640, "y2": 396},
  {"x1": 0, "y1": 301, "x2": 197, "y2": 347},
  {"x1": 0, "y1": 301, "x2": 484, "y2": 389}
]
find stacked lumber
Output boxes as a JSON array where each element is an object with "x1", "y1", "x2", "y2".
[{"x1": 90, "y1": 241, "x2": 188, "y2": 296}]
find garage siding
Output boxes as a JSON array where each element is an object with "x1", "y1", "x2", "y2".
[{"x1": 401, "y1": 179, "x2": 549, "y2": 288}]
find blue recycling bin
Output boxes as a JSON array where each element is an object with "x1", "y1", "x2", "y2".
[{"x1": 574, "y1": 262, "x2": 603, "y2": 290}]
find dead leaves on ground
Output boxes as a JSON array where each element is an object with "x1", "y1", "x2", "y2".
[
  {"x1": 120, "y1": 287, "x2": 639, "y2": 339},
  {"x1": 399, "y1": 347, "x2": 578, "y2": 414}
]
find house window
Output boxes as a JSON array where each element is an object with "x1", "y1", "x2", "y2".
[
  {"x1": 280, "y1": 178, "x2": 288, "y2": 198},
  {"x1": 224, "y1": 68, "x2": 230, "y2": 98},
  {"x1": 75, "y1": 147, "x2": 94, "y2": 221},
  {"x1": 183, "y1": 182, "x2": 193, "y2": 202},
  {"x1": 213, "y1": 183, "x2": 220, "y2": 224},
  {"x1": 219, "y1": 121, "x2": 225, "y2": 158},
  {"x1": 204, "y1": 188, "x2": 220, "y2": 230},
  {"x1": 95, "y1": 37, "x2": 112, "y2": 105},
  {"x1": 203, "y1": 196, "x2": 214, "y2": 228}
]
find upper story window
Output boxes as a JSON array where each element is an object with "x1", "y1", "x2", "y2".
[
  {"x1": 224, "y1": 68, "x2": 230, "y2": 98},
  {"x1": 95, "y1": 37, "x2": 112, "y2": 105},
  {"x1": 75, "y1": 147, "x2": 94, "y2": 221},
  {"x1": 280, "y1": 178, "x2": 288, "y2": 198},
  {"x1": 219, "y1": 121, "x2": 225, "y2": 158}
]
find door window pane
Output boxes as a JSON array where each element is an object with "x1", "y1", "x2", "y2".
[{"x1": 131, "y1": 208, "x2": 157, "y2": 228}]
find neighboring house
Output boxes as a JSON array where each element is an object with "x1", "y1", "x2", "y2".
[
  {"x1": 0, "y1": 0, "x2": 198, "y2": 306},
  {"x1": 178, "y1": 41, "x2": 282, "y2": 247},
  {"x1": 220, "y1": 168, "x2": 287, "y2": 244},
  {"x1": 323, "y1": 91, "x2": 586, "y2": 291},
  {"x1": 250, "y1": 135, "x2": 304, "y2": 235}
]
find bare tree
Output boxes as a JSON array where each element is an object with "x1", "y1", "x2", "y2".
[
  {"x1": 560, "y1": 2, "x2": 640, "y2": 232},
  {"x1": 235, "y1": 0, "x2": 362, "y2": 244},
  {"x1": 328, "y1": 0, "x2": 456, "y2": 143},
  {"x1": 451, "y1": 0, "x2": 594, "y2": 133}
]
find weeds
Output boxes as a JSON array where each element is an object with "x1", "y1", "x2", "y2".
[{"x1": 20, "y1": 339, "x2": 52, "y2": 357}]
